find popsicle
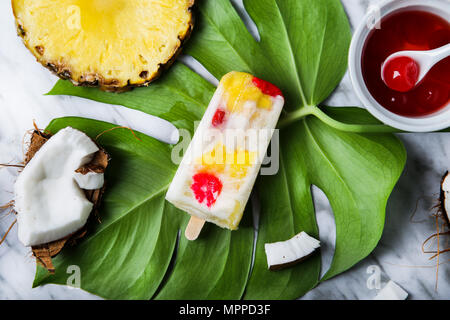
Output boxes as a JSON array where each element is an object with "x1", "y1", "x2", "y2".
[{"x1": 166, "y1": 71, "x2": 284, "y2": 239}]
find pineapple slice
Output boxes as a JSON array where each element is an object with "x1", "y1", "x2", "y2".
[{"x1": 12, "y1": 0, "x2": 194, "y2": 92}]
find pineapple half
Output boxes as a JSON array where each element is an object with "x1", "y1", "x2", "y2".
[{"x1": 12, "y1": 0, "x2": 195, "y2": 92}]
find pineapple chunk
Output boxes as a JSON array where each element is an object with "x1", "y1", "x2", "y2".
[{"x1": 12, "y1": 0, "x2": 194, "y2": 92}]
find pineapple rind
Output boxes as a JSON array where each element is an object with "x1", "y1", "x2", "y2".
[{"x1": 12, "y1": 0, "x2": 195, "y2": 92}]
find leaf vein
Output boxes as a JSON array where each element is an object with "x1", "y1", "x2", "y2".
[
  {"x1": 309, "y1": 8, "x2": 328, "y2": 105},
  {"x1": 302, "y1": 120, "x2": 362, "y2": 263},
  {"x1": 81, "y1": 183, "x2": 171, "y2": 247},
  {"x1": 272, "y1": 0, "x2": 308, "y2": 106},
  {"x1": 200, "y1": 6, "x2": 253, "y2": 73}
]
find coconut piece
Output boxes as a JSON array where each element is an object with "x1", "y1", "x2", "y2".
[
  {"x1": 73, "y1": 148, "x2": 108, "y2": 190},
  {"x1": 14, "y1": 127, "x2": 102, "y2": 247},
  {"x1": 265, "y1": 232, "x2": 320, "y2": 271},
  {"x1": 439, "y1": 171, "x2": 450, "y2": 227},
  {"x1": 74, "y1": 172, "x2": 104, "y2": 190},
  {"x1": 24, "y1": 129, "x2": 108, "y2": 272},
  {"x1": 7, "y1": 128, "x2": 108, "y2": 273},
  {"x1": 374, "y1": 280, "x2": 408, "y2": 300}
]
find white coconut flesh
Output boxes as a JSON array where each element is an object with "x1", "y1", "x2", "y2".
[
  {"x1": 14, "y1": 127, "x2": 104, "y2": 247},
  {"x1": 441, "y1": 172, "x2": 450, "y2": 223},
  {"x1": 374, "y1": 280, "x2": 408, "y2": 300},
  {"x1": 74, "y1": 171, "x2": 104, "y2": 190},
  {"x1": 265, "y1": 232, "x2": 320, "y2": 270}
]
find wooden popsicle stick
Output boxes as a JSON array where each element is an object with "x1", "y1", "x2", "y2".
[{"x1": 185, "y1": 216, "x2": 206, "y2": 241}]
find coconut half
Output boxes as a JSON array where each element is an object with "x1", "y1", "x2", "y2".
[
  {"x1": 265, "y1": 232, "x2": 320, "y2": 271},
  {"x1": 14, "y1": 127, "x2": 104, "y2": 247},
  {"x1": 15, "y1": 128, "x2": 109, "y2": 273},
  {"x1": 374, "y1": 280, "x2": 408, "y2": 300},
  {"x1": 439, "y1": 171, "x2": 450, "y2": 227}
]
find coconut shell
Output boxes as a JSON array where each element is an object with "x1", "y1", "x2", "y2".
[
  {"x1": 440, "y1": 171, "x2": 450, "y2": 228},
  {"x1": 268, "y1": 251, "x2": 319, "y2": 271},
  {"x1": 26, "y1": 130, "x2": 109, "y2": 273}
]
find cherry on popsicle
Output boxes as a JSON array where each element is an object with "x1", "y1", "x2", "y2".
[{"x1": 381, "y1": 43, "x2": 450, "y2": 92}]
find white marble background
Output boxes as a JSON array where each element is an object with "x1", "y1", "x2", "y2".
[{"x1": 0, "y1": 0, "x2": 449, "y2": 300}]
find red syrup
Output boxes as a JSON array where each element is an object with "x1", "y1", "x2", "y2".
[
  {"x1": 382, "y1": 56, "x2": 420, "y2": 92},
  {"x1": 362, "y1": 10, "x2": 450, "y2": 117}
]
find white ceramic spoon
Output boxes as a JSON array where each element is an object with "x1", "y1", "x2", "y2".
[{"x1": 381, "y1": 43, "x2": 450, "y2": 91}]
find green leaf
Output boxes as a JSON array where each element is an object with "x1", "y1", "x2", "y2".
[
  {"x1": 185, "y1": 0, "x2": 261, "y2": 78},
  {"x1": 48, "y1": 64, "x2": 215, "y2": 133},
  {"x1": 244, "y1": 114, "x2": 405, "y2": 299},
  {"x1": 245, "y1": 135, "x2": 320, "y2": 299},
  {"x1": 297, "y1": 117, "x2": 405, "y2": 280},
  {"x1": 34, "y1": 117, "x2": 253, "y2": 300},
  {"x1": 34, "y1": 117, "x2": 180, "y2": 299},
  {"x1": 243, "y1": 0, "x2": 351, "y2": 106},
  {"x1": 156, "y1": 210, "x2": 253, "y2": 300},
  {"x1": 187, "y1": 0, "x2": 351, "y2": 109},
  {"x1": 41, "y1": 0, "x2": 407, "y2": 299},
  {"x1": 287, "y1": 106, "x2": 400, "y2": 133}
]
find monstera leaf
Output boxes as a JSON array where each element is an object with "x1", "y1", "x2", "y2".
[
  {"x1": 35, "y1": 117, "x2": 254, "y2": 300},
  {"x1": 37, "y1": 0, "x2": 406, "y2": 299}
]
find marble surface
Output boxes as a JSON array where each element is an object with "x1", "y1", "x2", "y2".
[{"x1": 0, "y1": 0, "x2": 449, "y2": 300}]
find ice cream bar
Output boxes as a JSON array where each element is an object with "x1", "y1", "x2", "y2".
[{"x1": 166, "y1": 71, "x2": 284, "y2": 232}]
